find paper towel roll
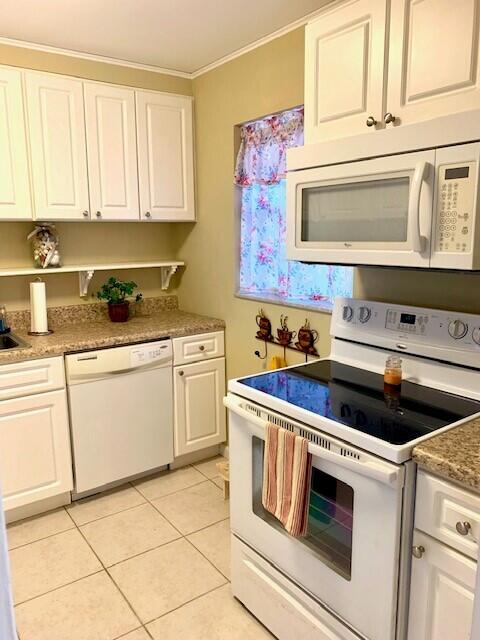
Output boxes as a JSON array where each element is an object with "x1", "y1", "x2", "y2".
[{"x1": 30, "y1": 281, "x2": 49, "y2": 334}]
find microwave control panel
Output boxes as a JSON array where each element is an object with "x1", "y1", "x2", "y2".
[{"x1": 435, "y1": 161, "x2": 476, "y2": 253}]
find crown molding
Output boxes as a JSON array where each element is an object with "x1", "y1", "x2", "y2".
[
  {"x1": 0, "y1": 3, "x2": 333, "y2": 81},
  {"x1": 0, "y1": 36, "x2": 192, "y2": 78},
  {"x1": 191, "y1": 2, "x2": 334, "y2": 78}
]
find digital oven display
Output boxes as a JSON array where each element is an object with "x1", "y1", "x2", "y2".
[
  {"x1": 445, "y1": 167, "x2": 469, "y2": 180},
  {"x1": 400, "y1": 313, "x2": 416, "y2": 325}
]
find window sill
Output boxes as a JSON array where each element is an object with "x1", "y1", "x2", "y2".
[{"x1": 235, "y1": 290, "x2": 333, "y2": 314}]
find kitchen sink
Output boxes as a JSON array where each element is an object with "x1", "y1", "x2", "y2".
[{"x1": 0, "y1": 333, "x2": 29, "y2": 351}]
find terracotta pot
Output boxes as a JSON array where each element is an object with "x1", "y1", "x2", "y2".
[{"x1": 108, "y1": 301, "x2": 130, "y2": 323}]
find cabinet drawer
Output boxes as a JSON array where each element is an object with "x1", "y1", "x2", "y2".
[
  {"x1": 173, "y1": 331, "x2": 224, "y2": 365},
  {"x1": 231, "y1": 535, "x2": 359, "y2": 640},
  {"x1": 0, "y1": 356, "x2": 65, "y2": 401},
  {"x1": 415, "y1": 470, "x2": 480, "y2": 559}
]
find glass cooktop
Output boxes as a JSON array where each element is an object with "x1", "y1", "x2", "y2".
[{"x1": 238, "y1": 360, "x2": 480, "y2": 445}]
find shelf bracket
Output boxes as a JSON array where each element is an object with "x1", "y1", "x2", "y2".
[
  {"x1": 160, "y1": 265, "x2": 178, "y2": 290},
  {"x1": 79, "y1": 270, "x2": 95, "y2": 298}
]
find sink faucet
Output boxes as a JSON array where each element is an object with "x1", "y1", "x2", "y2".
[{"x1": 0, "y1": 306, "x2": 9, "y2": 334}]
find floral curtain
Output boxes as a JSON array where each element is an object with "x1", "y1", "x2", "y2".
[{"x1": 235, "y1": 108, "x2": 353, "y2": 305}]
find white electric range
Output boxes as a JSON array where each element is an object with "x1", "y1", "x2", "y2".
[{"x1": 225, "y1": 298, "x2": 480, "y2": 640}]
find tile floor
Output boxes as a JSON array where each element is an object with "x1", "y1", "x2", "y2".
[{"x1": 7, "y1": 456, "x2": 273, "y2": 640}]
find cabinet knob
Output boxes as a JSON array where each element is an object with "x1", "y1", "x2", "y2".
[
  {"x1": 82, "y1": 210, "x2": 89, "y2": 218},
  {"x1": 384, "y1": 112, "x2": 396, "y2": 125},
  {"x1": 96, "y1": 211, "x2": 102, "y2": 218},
  {"x1": 199, "y1": 345, "x2": 205, "y2": 351},
  {"x1": 145, "y1": 211, "x2": 151, "y2": 218},
  {"x1": 366, "y1": 116, "x2": 377, "y2": 127},
  {"x1": 178, "y1": 370, "x2": 184, "y2": 376},
  {"x1": 456, "y1": 521, "x2": 472, "y2": 536},
  {"x1": 412, "y1": 545, "x2": 425, "y2": 559}
]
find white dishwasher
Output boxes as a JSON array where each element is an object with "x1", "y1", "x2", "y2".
[{"x1": 66, "y1": 339, "x2": 173, "y2": 497}]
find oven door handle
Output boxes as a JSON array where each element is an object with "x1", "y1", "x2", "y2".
[
  {"x1": 224, "y1": 395, "x2": 403, "y2": 488},
  {"x1": 410, "y1": 161, "x2": 429, "y2": 254}
]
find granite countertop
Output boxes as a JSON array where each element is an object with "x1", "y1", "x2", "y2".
[
  {"x1": 413, "y1": 418, "x2": 480, "y2": 493},
  {"x1": 1, "y1": 296, "x2": 225, "y2": 365}
]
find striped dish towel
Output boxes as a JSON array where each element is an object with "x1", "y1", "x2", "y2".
[{"x1": 262, "y1": 423, "x2": 312, "y2": 537}]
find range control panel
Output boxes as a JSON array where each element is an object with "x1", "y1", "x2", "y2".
[
  {"x1": 333, "y1": 298, "x2": 480, "y2": 358},
  {"x1": 435, "y1": 161, "x2": 476, "y2": 254}
]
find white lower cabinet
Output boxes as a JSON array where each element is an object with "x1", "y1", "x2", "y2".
[
  {"x1": 0, "y1": 389, "x2": 73, "y2": 513},
  {"x1": 174, "y1": 356, "x2": 226, "y2": 457},
  {"x1": 408, "y1": 531, "x2": 476, "y2": 640},
  {"x1": 408, "y1": 471, "x2": 478, "y2": 640}
]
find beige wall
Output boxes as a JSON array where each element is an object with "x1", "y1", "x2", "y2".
[
  {"x1": 177, "y1": 26, "x2": 480, "y2": 381},
  {"x1": 175, "y1": 28, "x2": 332, "y2": 380},
  {"x1": 2, "y1": 35, "x2": 480, "y2": 369},
  {"x1": 0, "y1": 43, "x2": 192, "y2": 309}
]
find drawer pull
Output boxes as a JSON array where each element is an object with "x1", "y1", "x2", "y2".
[
  {"x1": 456, "y1": 521, "x2": 472, "y2": 536},
  {"x1": 412, "y1": 545, "x2": 425, "y2": 559},
  {"x1": 199, "y1": 345, "x2": 205, "y2": 351},
  {"x1": 178, "y1": 370, "x2": 184, "y2": 377}
]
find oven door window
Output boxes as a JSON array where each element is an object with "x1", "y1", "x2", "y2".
[
  {"x1": 252, "y1": 436, "x2": 354, "y2": 581},
  {"x1": 301, "y1": 176, "x2": 410, "y2": 243}
]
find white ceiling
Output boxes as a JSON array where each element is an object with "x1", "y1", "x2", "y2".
[{"x1": 0, "y1": 0, "x2": 332, "y2": 75}]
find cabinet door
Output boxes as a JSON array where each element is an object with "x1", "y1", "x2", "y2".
[
  {"x1": 84, "y1": 83, "x2": 139, "y2": 221},
  {"x1": 0, "y1": 67, "x2": 32, "y2": 220},
  {"x1": 408, "y1": 531, "x2": 476, "y2": 640},
  {"x1": 304, "y1": 0, "x2": 388, "y2": 143},
  {"x1": 136, "y1": 91, "x2": 195, "y2": 221},
  {"x1": 388, "y1": 0, "x2": 480, "y2": 126},
  {"x1": 25, "y1": 72, "x2": 90, "y2": 220},
  {"x1": 0, "y1": 390, "x2": 73, "y2": 512},
  {"x1": 174, "y1": 357, "x2": 226, "y2": 457}
]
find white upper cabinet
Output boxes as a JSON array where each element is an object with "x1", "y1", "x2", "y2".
[
  {"x1": 304, "y1": 0, "x2": 388, "y2": 143},
  {"x1": 84, "y1": 83, "x2": 139, "y2": 221},
  {"x1": 305, "y1": 0, "x2": 480, "y2": 143},
  {"x1": 0, "y1": 67, "x2": 32, "y2": 220},
  {"x1": 25, "y1": 72, "x2": 90, "y2": 221},
  {"x1": 388, "y1": 0, "x2": 480, "y2": 126},
  {"x1": 136, "y1": 91, "x2": 195, "y2": 221}
]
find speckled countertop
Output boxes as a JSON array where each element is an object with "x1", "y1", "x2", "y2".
[
  {"x1": 413, "y1": 418, "x2": 480, "y2": 493},
  {"x1": 1, "y1": 296, "x2": 225, "y2": 364}
]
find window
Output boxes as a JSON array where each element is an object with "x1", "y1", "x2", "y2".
[{"x1": 235, "y1": 108, "x2": 353, "y2": 310}]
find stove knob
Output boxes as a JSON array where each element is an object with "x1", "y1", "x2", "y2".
[
  {"x1": 342, "y1": 305, "x2": 354, "y2": 322},
  {"x1": 448, "y1": 319, "x2": 468, "y2": 339},
  {"x1": 472, "y1": 327, "x2": 480, "y2": 345},
  {"x1": 358, "y1": 306, "x2": 371, "y2": 323}
]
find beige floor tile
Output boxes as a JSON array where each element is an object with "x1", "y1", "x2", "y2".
[
  {"x1": 193, "y1": 455, "x2": 227, "y2": 479},
  {"x1": 118, "y1": 629, "x2": 151, "y2": 640},
  {"x1": 211, "y1": 476, "x2": 224, "y2": 490},
  {"x1": 187, "y1": 519, "x2": 231, "y2": 579},
  {"x1": 15, "y1": 571, "x2": 140, "y2": 640},
  {"x1": 67, "y1": 485, "x2": 146, "y2": 526},
  {"x1": 108, "y1": 538, "x2": 226, "y2": 623},
  {"x1": 152, "y1": 481, "x2": 229, "y2": 535},
  {"x1": 7, "y1": 508, "x2": 74, "y2": 550},
  {"x1": 80, "y1": 503, "x2": 181, "y2": 566},
  {"x1": 147, "y1": 584, "x2": 272, "y2": 640},
  {"x1": 133, "y1": 466, "x2": 205, "y2": 501},
  {"x1": 10, "y1": 528, "x2": 102, "y2": 604}
]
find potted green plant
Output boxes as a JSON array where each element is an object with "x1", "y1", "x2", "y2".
[{"x1": 96, "y1": 277, "x2": 142, "y2": 323}]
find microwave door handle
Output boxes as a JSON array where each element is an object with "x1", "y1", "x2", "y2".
[
  {"x1": 223, "y1": 395, "x2": 403, "y2": 488},
  {"x1": 411, "y1": 161, "x2": 429, "y2": 253}
]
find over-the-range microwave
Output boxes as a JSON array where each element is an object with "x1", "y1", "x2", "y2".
[{"x1": 286, "y1": 126, "x2": 480, "y2": 270}]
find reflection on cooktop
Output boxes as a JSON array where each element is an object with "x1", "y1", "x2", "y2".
[{"x1": 238, "y1": 360, "x2": 480, "y2": 445}]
